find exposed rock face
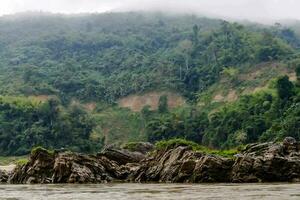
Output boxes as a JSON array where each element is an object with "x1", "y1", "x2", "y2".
[
  {"x1": 99, "y1": 147, "x2": 145, "y2": 165},
  {"x1": 52, "y1": 153, "x2": 128, "y2": 183},
  {"x1": 9, "y1": 148, "x2": 131, "y2": 184},
  {"x1": 231, "y1": 137, "x2": 300, "y2": 182},
  {"x1": 6, "y1": 137, "x2": 300, "y2": 184},
  {"x1": 0, "y1": 170, "x2": 8, "y2": 183},
  {"x1": 134, "y1": 138, "x2": 300, "y2": 183},
  {"x1": 9, "y1": 148, "x2": 55, "y2": 184},
  {"x1": 133, "y1": 146, "x2": 234, "y2": 183}
]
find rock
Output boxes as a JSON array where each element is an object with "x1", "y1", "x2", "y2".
[
  {"x1": 99, "y1": 147, "x2": 145, "y2": 165},
  {"x1": 7, "y1": 137, "x2": 300, "y2": 184},
  {"x1": 231, "y1": 137, "x2": 300, "y2": 182},
  {"x1": 192, "y1": 155, "x2": 234, "y2": 183},
  {"x1": 283, "y1": 137, "x2": 298, "y2": 153},
  {"x1": 123, "y1": 142, "x2": 154, "y2": 154},
  {"x1": 52, "y1": 153, "x2": 121, "y2": 183},
  {"x1": 0, "y1": 170, "x2": 8, "y2": 183},
  {"x1": 9, "y1": 148, "x2": 55, "y2": 184},
  {"x1": 9, "y1": 148, "x2": 131, "y2": 184},
  {"x1": 134, "y1": 146, "x2": 234, "y2": 183}
]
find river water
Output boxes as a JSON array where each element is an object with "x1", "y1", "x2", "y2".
[{"x1": 0, "y1": 183, "x2": 299, "y2": 200}]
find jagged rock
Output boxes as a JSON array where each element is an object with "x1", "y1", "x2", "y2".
[
  {"x1": 9, "y1": 148, "x2": 131, "y2": 184},
  {"x1": 52, "y1": 153, "x2": 127, "y2": 183},
  {"x1": 231, "y1": 138, "x2": 300, "y2": 182},
  {"x1": 7, "y1": 137, "x2": 300, "y2": 184},
  {"x1": 9, "y1": 148, "x2": 55, "y2": 184},
  {"x1": 192, "y1": 155, "x2": 234, "y2": 183},
  {"x1": 123, "y1": 142, "x2": 154, "y2": 154},
  {"x1": 0, "y1": 170, "x2": 8, "y2": 183},
  {"x1": 99, "y1": 147, "x2": 145, "y2": 165},
  {"x1": 134, "y1": 146, "x2": 234, "y2": 183},
  {"x1": 283, "y1": 137, "x2": 298, "y2": 153}
]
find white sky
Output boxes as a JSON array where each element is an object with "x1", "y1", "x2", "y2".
[{"x1": 0, "y1": 0, "x2": 300, "y2": 22}]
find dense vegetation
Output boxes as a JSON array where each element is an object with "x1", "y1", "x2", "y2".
[
  {"x1": 0, "y1": 12, "x2": 296, "y2": 102},
  {"x1": 0, "y1": 96, "x2": 101, "y2": 155},
  {"x1": 0, "y1": 12, "x2": 300, "y2": 155},
  {"x1": 148, "y1": 69, "x2": 300, "y2": 148}
]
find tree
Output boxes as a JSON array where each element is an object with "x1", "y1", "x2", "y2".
[
  {"x1": 192, "y1": 25, "x2": 199, "y2": 47},
  {"x1": 177, "y1": 40, "x2": 193, "y2": 78},
  {"x1": 296, "y1": 64, "x2": 300, "y2": 86},
  {"x1": 276, "y1": 75, "x2": 294, "y2": 100},
  {"x1": 158, "y1": 95, "x2": 168, "y2": 113}
]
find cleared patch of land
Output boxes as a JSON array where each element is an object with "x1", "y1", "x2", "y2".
[
  {"x1": 118, "y1": 91, "x2": 186, "y2": 112},
  {"x1": 199, "y1": 62, "x2": 296, "y2": 106}
]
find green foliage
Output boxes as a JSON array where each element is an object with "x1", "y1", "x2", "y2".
[
  {"x1": 122, "y1": 142, "x2": 147, "y2": 152},
  {"x1": 158, "y1": 95, "x2": 169, "y2": 113},
  {"x1": 0, "y1": 96, "x2": 102, "y2": 156},
  {"x1": 155, "y1": 138, "x2": 208, "y2": 151},
  {"x1": 257, "y1": 32, "x2": 293, "y2": 62},
  {"x1": 296, "y1": 64, "x2": 300, "y2": 86},
  {"x1": 31, "y1": 146, "x2": 54, "y2": 156},
  {"x1": 0, "y1": 156, "x2": 28, "y2": 165},
  {"x1": 0, "y1": 12, "x2": 300, "y2": 154},
  {"x1": 155, "y1": 138, "x2": 238, "y2": 157},
  {"x1": 16, "y1": 158, "x2": 29, "y2": 166},
  {"x1": 221, "y1": 67, "x2": 239, "y2": 84},
  {"x1": 275, "y1": 75, "x2": 294, "y2": 100},
  {"x1": 0, "y1": 13, "x2": 294, "y2": 103},
  {"x1": 147, "y1": 107, "x2": 208, "y2": 143},
  {"x1": 148, "y1": 73, "x2": 300, "y2": 149},
  {"x1": 93, "y1": 107, "x2": 146, "y2": 145}
]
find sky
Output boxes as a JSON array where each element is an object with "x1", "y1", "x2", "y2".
[{"x1": 0, "y1": 0, "x2": 300, "y2": 22}]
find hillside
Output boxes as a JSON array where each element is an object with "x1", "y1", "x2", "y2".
[
  {"x1": 118, "y1": 91, "x2": 185, "y2": 112},
  {"x1": 0, "y1": 12, "x2": 300, "y2": 155}
]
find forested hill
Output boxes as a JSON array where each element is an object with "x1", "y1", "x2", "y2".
[
  {"x1": 0, "y1": 12, "x2": 297, "y2": 103},
  {"x1": 0, "y1": 12, "x2": 221, "y2": 103},
  {"x1": 1, "y1": 12, "x2": 300, "y2": 156}
]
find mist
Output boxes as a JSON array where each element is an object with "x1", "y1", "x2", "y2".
[{"x1": 1, "y1": 0, "x2": 300, "y2": 23}]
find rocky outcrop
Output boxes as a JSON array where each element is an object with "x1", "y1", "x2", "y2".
[
  {"x1": 0, "y1": 170, "x2": 8, "y2": 183},
  {"x1": 5, "y1": 137, "x2": 300, "y2": 184},
  {"x1": 99, "y1": 148, "x2": 145, "y2": 165},
  {"x1": 133, "y1": 146, "x2": 234, "y2": 183},
  {"x1": 231, "y1": 137, "x2": 300, "y2": 182},
  {"x1": 133, "y1": 137, "x2": 300, "y2": 183},
  {"x1": 123, "y1": 142, "x2": 154, "y2": 154},
  {"x1": 9, "y1": 148, "x2": 132, "y2": 184},
  {"x1": 9, "y1": 148, "x2": 55, "y2": 184}
]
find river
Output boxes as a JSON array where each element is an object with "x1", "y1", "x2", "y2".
[{"x1": 0, "y1": 183, "x2": 299, "y2": 200}]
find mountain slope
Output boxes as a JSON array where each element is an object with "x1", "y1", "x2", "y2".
[{"x1": 0, "y1": 12, "x2": 300, "y2": 155}]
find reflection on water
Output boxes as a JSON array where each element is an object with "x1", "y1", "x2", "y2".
[{"x1": 0, "y1": 183, "x2": 299, "y2": 200}]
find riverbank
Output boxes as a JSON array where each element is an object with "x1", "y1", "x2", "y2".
[{"x1": 2, "y1": 137, "x2": 300, "y2": 184}]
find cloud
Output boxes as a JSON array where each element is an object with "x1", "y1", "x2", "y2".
[{"x1": 0, "y1": 0, "x2": 300, "y2": 22}]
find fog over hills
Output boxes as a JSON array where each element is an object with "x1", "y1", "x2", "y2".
[{"x1": 1, "y1": 0, "x2": 300, "y2": 23}]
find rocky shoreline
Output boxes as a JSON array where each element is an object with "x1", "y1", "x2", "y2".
[{"x1": 1, "y1": 137, "x2": 300, "y2": 184}]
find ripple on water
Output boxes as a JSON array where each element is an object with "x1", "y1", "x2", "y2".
[{"x1": 0, "y1": 183, "x2": 300, "y2": 200}]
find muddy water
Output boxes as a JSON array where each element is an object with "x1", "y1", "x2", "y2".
[{"x1": 0, "y1": 183, "x2": 299, "y2": 200}]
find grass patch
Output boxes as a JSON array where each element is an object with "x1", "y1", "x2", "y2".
[
  {"x1": 92, "y1": 106, "x2": 147, "y2": 145},
  {"x1": 155, "y1": 138, "x2": 239, "y2": 158},
  {"x1": 155, "y1": 138, "x2": 208, "y2": 151},
  {"x1": 122, "y1": 142, "x2": 141, "y2": 151},
  {"x1": 31, "y1": 146, "x2": 54, "y2": 155},
  {"x1": 0, "y1": 156, "x2": 28, "y2": 165},
  {"x1": 16, "y1": 158, "x2": 29, "y2": 166}
]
